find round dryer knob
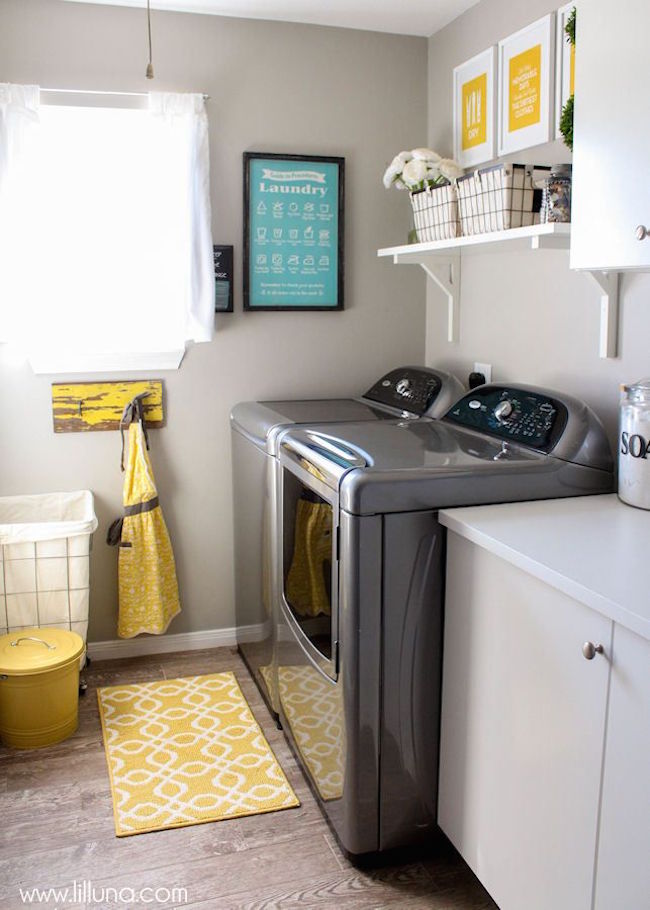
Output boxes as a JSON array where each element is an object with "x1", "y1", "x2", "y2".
[
  {"x1": 396, "y1": 378, "x2": 411, "y2": 396},
  {"x1": 494, "y1": 400, "x2": 513, "y2": 422}
]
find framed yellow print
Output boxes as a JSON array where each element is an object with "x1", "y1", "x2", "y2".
[
  {"x1": 453, "y1": 47, "x2": 496, "y2": 168},
  {"x1": 555, "y1": 3, "x2": 576, "y2": 139},
  {"x1": 498, "y1": 15, "x2": 554, "y2": 155}
]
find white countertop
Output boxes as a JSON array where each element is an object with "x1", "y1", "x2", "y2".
[{"x1": 439, "y1": 494, "x2": 650, "y2": 641}]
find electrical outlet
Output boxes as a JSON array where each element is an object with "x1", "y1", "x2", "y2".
[{"x1": 473, "y1": 362, "x2": 492, "y2": 383}]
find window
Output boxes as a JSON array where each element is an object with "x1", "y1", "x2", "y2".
[{"x1": 0, "y1": 87, "x2": 214, "y2": 373}]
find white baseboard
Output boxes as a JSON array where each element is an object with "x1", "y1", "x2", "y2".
[{"x1": 88, "y1": 622, "x2": 267, "y2": 662}]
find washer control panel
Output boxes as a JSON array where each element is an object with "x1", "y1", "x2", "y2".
[
  {"x1": 364, "y1": 368, "x2": 443, "y2": 416},
  {"x1": 444, "y1": 386, "x2": 568, "y2": 452}
]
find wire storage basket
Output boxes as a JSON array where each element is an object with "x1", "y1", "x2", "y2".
[
  {"x1": 410, "y1": 181, "x2": 460, "y2": 242},
  {"x1": 457, "y1": 163, "x2": 550, "y2": 236},
  {"x1": 0, "y1": 491, "x2": 97, "y2": 664}
]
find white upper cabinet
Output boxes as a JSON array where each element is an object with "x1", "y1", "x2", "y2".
[{"x1": 571, "y1": 0, "x2": 650, "y2": 270}]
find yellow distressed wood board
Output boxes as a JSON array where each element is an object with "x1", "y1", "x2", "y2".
[{"x1": 52, "y1": 380, "x2": 163, "y2": 433}]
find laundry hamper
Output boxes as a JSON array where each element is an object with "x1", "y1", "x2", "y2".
[
  {"x1": 0, "y1": 491, "x2": 97, "y2": 661},
  {"x1": 410, "y1": 181, "x2": 460, "y2": 242},
  {"x1": 456, "y1": 163, "x2": 551, "y2": 235}
]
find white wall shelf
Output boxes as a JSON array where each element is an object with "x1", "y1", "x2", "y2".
[{"x1": 377, "y1": 223, "x2": 620, "y2": 358}]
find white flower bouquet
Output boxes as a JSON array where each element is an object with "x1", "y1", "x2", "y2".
[
  {"x1": 383, "y1": 148, "x2": 464, "y2": 242},
  {"x1": 382, "y1": 148, "x2": 464, "y2": 192}
]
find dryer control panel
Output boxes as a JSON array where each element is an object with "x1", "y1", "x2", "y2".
[
  {"x1": 363, "y1": 367, "x2": 443, "y2": 416},
  {"x1": 443, "y1": 386, "x2": 568, "y2": 453}
]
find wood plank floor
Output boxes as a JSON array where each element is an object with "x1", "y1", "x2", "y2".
[{"x1": 0, "y1": 648, "x2": 498, "y2": 910}]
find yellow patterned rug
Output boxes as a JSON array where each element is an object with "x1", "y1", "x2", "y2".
[
  {"x1": 260, "y1": 664, "x2": 344, "y2": 801},
  {"x1": 97, "y1": 672, "x2": 299, "y2": 837}
]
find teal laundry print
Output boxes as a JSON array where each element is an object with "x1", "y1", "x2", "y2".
[{"x1": 246, "y1": 155, "x2": 343, "y2": 309}]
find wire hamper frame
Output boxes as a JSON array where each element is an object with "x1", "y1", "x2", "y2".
[
  {"x1": 457, "y1": 163, "x2": 551, "y2": 236},
  {"x1": 410, "y1": 182, "x2": 460, "y2": 242}
]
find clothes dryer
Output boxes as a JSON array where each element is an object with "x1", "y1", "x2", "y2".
[
  {"x1": 230, "y1": 366, "x2": 464, "y2": 718},
  {"x1": 275, "y1": 383, "x2": 614, "y2": 854}
]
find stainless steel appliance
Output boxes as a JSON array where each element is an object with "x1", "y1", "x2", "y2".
[
  {"x1": 230, "y1": 367, "x2": 464, "y2": 718},
  {"x1": 275, "y1": 384, "x2": 614, "y2": 855}
]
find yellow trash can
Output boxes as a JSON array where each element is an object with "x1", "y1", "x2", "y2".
[{"x1": 0, "y1": 628, "x2": 85, "y2": 749}]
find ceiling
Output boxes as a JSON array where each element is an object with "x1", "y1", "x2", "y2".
[{"x1": 61, "y1": 0, "x2": 481, "y2": 37}]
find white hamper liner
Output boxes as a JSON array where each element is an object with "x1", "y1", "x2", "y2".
[
  {"x1": 410, "y1": 181, "x2": 460, "y2": 242},
  {"x1": 0, "y1": 491, "x2": 98, "y2": 658}
]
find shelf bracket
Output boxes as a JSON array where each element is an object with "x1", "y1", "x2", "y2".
[
  {"x1": 393, "y1": 251, "x2": 460, "y2": 343},
  {"x1": 582, "y1": 271, "x2": 620, "y2": 359}
]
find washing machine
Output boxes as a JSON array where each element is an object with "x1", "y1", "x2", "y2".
[
  {"x1": 274, "y1": 383, "x2": 614, "y2": 855},
  {"x1": 230, "y1": 366, "x2": 464, "y2": 718}
]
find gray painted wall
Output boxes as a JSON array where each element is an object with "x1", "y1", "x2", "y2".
[
  {"x1": 0, "y1": 0, "x2": 428, "y2": 641},
  {"x1": 426, "y1": 0, "x2": 650, "y2": 442}
]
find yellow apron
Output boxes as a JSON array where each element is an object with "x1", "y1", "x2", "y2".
[{"x1": 117, "y1": 422, "x2": 181, "y2": 638}]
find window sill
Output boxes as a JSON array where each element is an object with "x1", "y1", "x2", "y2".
[{"x1": 27, "y1": 350, "x2": 185, "y2": 375}]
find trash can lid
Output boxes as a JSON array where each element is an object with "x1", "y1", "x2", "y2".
[{"x1": 0, "y1": 628, "x2": 85, "y2": 676}]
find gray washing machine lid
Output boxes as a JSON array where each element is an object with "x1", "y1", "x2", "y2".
[
  {"x1": 230, "y1": 399, "x2": 393, "y2": 450},
  {"x1": 229, "y1": 366, "x2": 466, "y2": 450},
  {"x1": 280, "y1": 417, "x2": 614, "y2": 516}
]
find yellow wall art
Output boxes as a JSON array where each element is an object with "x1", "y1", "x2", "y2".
[
  {"x1": 498, "y1": 14, "x2": 553, "y2": 155},
  {"x1": 462, "y1": 72, "x2": 488, "y2": 149},
  {"x1": 509, "y1": 44, "x2": 542, "y2": 132},
  {"x1": 453, "y1": 47, "x2": 496, "y2": 168}
]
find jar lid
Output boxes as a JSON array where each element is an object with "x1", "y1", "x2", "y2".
[
  {"x1": 0, "y1": 628, "x2": 84, "y2": 676},
  {"x1": 623, "y1": 377, "x2": 650, "y2": 394}
]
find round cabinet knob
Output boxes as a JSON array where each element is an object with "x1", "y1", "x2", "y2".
[
  {"x1": 635, "y1": 225, "x2": 649, "y2": 241},
  {"x1": 494, "y1": 400, "x2": 513, "y2": 422},
  {"x1": 395, "y1": 378, "x2": 411, "y2": 396},
  {"x1": 582, "y1": 641, "x2": 604, "y2": 660}
]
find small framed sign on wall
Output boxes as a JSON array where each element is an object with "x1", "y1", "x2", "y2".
[
  {"x1": 453, "y1": 47, "x2": 497, "y2": 168},
  {"x1": 498, "y1": 15, "x2": 554, "y2": 155},
  {"x1": 243, "y1": 152, "x2": 344, "y2": 311},
  {"x1": 213, "y1": 245, "x2": 233, "y2": 312}
]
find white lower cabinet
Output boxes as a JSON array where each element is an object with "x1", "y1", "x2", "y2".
[
  {"x1": 594, "y1": 624, "x2": 650, "y2": 910},
  {"x1": 438, "y1": 535, "x2": 613, "y2": 910}
]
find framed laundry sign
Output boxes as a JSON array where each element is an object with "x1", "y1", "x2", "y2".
[
  {"x1": 453, "y1": 47, "x2": 497, "y2": 168},
  {"x1": 243, "y1": 152, "x2": 344, "y2": 311},
  {"x1": 498, "y1": 15, "x2": 554, "y2": 155}
]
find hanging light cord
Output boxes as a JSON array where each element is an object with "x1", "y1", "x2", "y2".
[{"x1": 146, "y1": 0, "x2": 154, "y2": 80}]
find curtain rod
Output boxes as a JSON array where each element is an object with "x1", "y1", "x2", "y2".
[{"x1": 40, "y1": 87, "x2": 210, "y2": 100}]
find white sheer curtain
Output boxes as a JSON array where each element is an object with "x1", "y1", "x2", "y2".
[{"x1": 0, "y1": 87, "x2": 214, "y2": 373}]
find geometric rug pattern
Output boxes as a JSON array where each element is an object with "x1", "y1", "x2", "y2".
[
  {"x1": 97, "y1": 672, "x2": 299, "y2": 836},
  {"x1": 261, "y1": 664, "x2": 344, "y2": 801}
]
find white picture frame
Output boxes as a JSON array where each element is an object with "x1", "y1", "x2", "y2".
[
  {"x1": 498, "y1": 14, "x2": 555, "y2": 156},
  {"x1": 453, "y1": 47, "x2": 497, "y2": 168},
  {"x1": 555, "y1": 3, "x2": 576, "y2": 139}
]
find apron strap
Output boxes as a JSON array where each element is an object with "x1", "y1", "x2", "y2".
[
  {"x1": 119, "y1": 392, "x2": 151, "y2": 471},
  {"x1": 124, "y1": 496, "x2": 159, "y2": 516}
]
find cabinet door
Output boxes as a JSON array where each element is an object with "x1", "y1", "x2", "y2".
[
  {"x1": 439, "y1": 535, "x2": 612, "y2": 910},
  {"x1": 571, "y1": 0, "x2": 650, "y2": 270},
  {"x1": 594, "y1": 624, "x2": 650, "y2": 909}
]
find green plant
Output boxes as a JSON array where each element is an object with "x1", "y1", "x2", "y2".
[
  {"x1": 559, "y1": 7, "x2": 576, "y2": 151},
  {"x1": 565, "y1": 7, "x2": 576, "y2": 44},
  {"x1": 559, "y1": 94, "x2": 574, "y2": 151}
]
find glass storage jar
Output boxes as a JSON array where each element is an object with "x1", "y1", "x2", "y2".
[
  {"x1": 541, "y1": 164, "x2": 572, "y2": 223},
  {"x1": 618, "y1": 378, "x2": 650, "y2": 509}
]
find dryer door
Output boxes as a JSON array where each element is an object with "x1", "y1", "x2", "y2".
[{"x1": 279, "y1": 458, "x2": 339, "y2": 680}]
